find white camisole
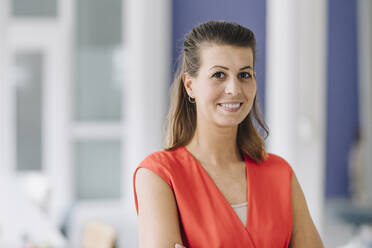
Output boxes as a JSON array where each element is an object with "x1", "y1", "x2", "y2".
[{"x1": 231, "y1": 202, "x2": 248, "y2": 227}]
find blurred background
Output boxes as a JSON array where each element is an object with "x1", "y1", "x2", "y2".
[{"x1": 0, "y1": 0, "x2": 371, "y2": 247}]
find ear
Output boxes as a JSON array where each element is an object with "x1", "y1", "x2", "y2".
[{"x1": 182, "y1": 72, "x2": 195, "y2": 98}]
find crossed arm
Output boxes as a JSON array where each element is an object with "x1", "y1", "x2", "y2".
[{"x1": 135, "y1": 168, "x2": 324, "y2": 248}]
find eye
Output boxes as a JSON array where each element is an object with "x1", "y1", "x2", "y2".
[
  {"x1": 212, "y1": 71, "x2": 226, "y2": 79},
  {"x1": 238, "y1": 72, "x2": 253, "y2": 79}
]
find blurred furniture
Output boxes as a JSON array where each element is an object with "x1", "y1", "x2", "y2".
[
  {"x1": 66, "y1": 200, "x2": 140, "y2": 248},
  {"x1": 332, "y1": 201, "x2": 372, "y2": 233},
  {"x1": 82, "y1": 221, "x2": 116, "y2": 248},
  {"x1": 0, "y1": 173, "x2": 66, "y2": 247}
]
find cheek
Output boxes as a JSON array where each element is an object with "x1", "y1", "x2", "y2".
[
  {"x1": 199, "y1": 83, "x2": 219, "y2": 101},
  {"x1": 246, "y1": 82, "x2": 257, "y2": 96}
]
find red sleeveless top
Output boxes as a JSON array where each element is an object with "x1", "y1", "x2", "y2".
[{"x1": 133, "y1": 146, "x2": 293, "y2": 247}]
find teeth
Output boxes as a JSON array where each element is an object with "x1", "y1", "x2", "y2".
[{"x1": 220, "y1": 103, "x2": 240, "y2": 109}]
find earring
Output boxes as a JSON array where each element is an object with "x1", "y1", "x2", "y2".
[{"x1": 188, "y1": 96, "x2": 196, "y2": 103}]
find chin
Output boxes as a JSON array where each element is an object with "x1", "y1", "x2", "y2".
[{"x1": 214, "y1": 118, "x2": 244, "y2": 127}]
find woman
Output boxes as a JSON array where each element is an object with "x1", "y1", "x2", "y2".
[{"x1": 133, "y1": 20, "x2": 324, "y2": 247}]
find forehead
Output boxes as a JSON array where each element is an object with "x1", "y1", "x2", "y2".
[{"x1": 199, "y1": 44, "x2": 254, "y2": 69}]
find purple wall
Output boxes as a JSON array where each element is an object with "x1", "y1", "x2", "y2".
[
  {"x1": 326, "y1": 0, "x2": 359, "y2": 198},
  {"x1": 172, "y1": 0, "x2": 267, "y2": 113}
]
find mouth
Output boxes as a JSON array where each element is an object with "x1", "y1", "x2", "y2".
[{"x1": 217, "y1": 102, "x2": 243, "y2": 112}]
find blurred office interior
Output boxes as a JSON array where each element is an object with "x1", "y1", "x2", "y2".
[{"x1": 0, "y1": 0, "x2": 371, "y2": 247}]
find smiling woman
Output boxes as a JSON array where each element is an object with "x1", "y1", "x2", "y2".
[{"x1": 133, "y1": 20, "x2": 324, "y2": 248}]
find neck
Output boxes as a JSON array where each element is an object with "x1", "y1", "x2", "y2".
[{"x1": 186, "y1": 120, "x2": 243, "y2": 169}]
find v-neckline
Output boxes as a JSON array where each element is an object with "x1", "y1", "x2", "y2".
[{"x1": 180, "y1": 145, "x2": 253, "y2": 234}]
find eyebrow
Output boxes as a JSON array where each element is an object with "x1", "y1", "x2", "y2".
[{"x1": 209, "y1": 65, "x2": 253, "y2": 71}]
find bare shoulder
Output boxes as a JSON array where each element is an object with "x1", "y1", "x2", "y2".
[
  {"x1": 135, "y1": 168, "x2": 184, "y2": 248},
  {"x1": 290, "y1": 172, "x2": 324, "y2": 248}
]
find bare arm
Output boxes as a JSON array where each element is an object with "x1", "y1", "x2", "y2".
[
  {"x1": 135, "y1": 168, "x2": 184, "y2": 248},
  {"x1": 289, "y1": 173, "x2": 324, "y2": 248}
]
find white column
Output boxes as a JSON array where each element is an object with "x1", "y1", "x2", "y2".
[
  {"x1": 357, "y1": 0, "x2": 372, "y2": 204},
  {"x1": 122, "y1": 0, "x2": 171, "y2": 246},
  {"x1": 45, "y1": 0, "x2": 74, "y2": 226},
  {"x1": 123, "y1": 0, "x2": 171, "y2": 201},
  {"x1": 266, "y1": 0, "x2": 327, "y2": 235},
  {"x1": 0, "y1": 0, "x2": 6, "y2": 174},
  {"x1": 0, "y1": 0, "x2": 15, "y2": 177}
]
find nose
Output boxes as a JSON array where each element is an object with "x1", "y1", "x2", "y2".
[{"x1": 224, "y1": 78, "x2": 242, "y2": 96}]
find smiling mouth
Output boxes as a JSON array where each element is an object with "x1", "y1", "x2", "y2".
[{"x1": 217, "y1": 103, "x2": 243, "y2": 112}]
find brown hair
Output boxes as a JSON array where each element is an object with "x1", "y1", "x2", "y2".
[{"x1": 165, "y1": 20, "x2": 269, "y2": 163}]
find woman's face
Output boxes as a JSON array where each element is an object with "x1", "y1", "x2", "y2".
[{"x1": 184, "y1": 44, "x2": 257, "y2": 128}]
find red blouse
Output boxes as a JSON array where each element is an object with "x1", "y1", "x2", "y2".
[{"x1": 133, "y1": 146, "x2": 293, "y2": 247}]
